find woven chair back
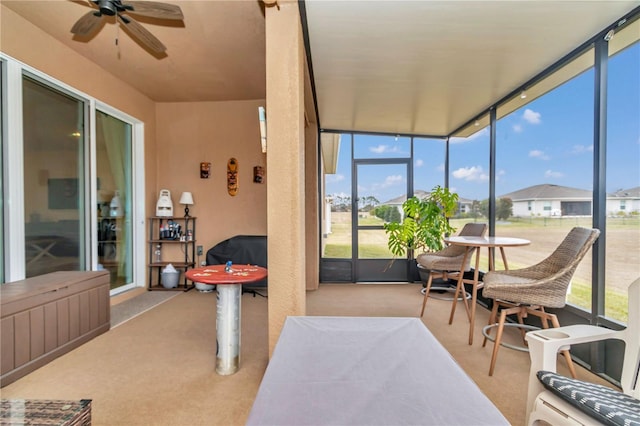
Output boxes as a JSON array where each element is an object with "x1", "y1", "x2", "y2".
[
  {"x1": 443, "y1": 223, "x2": 487, "y2": 256},
  {"x1": 442, "y1": 222, "x2": 488, "y2": 257},
  {"x1": 483, "y1": 227, "x2": 599, "y2": 308},
  {"x1": 538, "y1": 226, "x2": 600, "y2": 277},
  {"x1": 416, "y1": 222, "x2": 487, "y2": 272}
]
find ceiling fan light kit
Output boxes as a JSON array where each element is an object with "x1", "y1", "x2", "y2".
[{"x1": 70, "y1": 0, "x2": 184, "y2": 55}]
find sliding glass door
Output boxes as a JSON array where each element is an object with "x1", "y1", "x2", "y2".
[
  {"x1": 22, "y1": 76, "x2": 86, "y2": 278},
  {"x1": 96, "y1": 111, "x2": 133, "y2": 289},
  {"x1": 1, "y1": 55, "x2": 143, "y2": 292}
]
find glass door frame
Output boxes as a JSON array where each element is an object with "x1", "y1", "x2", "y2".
[
  {"x1": 353, "y1": 158, "x2": 413, "y2": 282},
  {"x1": 94, "y1": 101, "x2": 145, "y2": 295},
  {"x1": 1, "y1": 53, "x2": 145, "y2": 293}
]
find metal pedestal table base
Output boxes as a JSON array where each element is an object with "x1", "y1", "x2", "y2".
[{"x1": 216, "y1": 284, "x2": 241, "y2": 375}]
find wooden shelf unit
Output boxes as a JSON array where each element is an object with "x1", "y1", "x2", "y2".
[{"x1": 147, "y1": 216, "x2": 196, "y2": 291}]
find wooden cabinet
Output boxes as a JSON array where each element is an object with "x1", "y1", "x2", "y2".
[
  {"x1": 147, "y1": 217, "x2": 196, "y2": 291},
  {"x1": 1, "y1": 271, "x2": 110, "y2": 387}
]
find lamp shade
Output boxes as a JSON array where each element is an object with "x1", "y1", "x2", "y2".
[{"x1": 179, "y1": 192, "x2": 194, "y2": 205}]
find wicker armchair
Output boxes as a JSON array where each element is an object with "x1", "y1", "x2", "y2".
[
  {"x1": 417, "y1": 222, "x2": 487, "y2": 317},
  {"x1": 481, "y1": 227, "x2": 600, "y2": 376}
]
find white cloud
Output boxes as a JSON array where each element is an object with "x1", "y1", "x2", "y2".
[
  {"x1": 513, "y1": 124, "x2": 523, "y2": 133},
  {"x1": 571, "y1": 144, "x2": 593, "y2": 154},
  {"x1": 372, "y1": 174, "x2": 404, "y2": 190},
  {"x1": 384, "y1": 175, "x2": 403, "y2": 186},
  {"x1": 452, "y1": 166, "x2": 489, "y2": 182},
  {"x1": 325, "y1": 174, "x2": 345, "y2": 183},
  {"x1": 369, "y1": 144, "x2": 405, "y2": 154},
  {"x1": 415, "y1": 159, "x2": 424, "y2": 167},
  {"x1": 544, "y1": 170, "x2": 564, "y2": 178},
  {"x1": 529, "y1": 150, "x2": 550, "y2": 160},
  {"x1": 370, "y1": 144, "x2": 390, "y2": 154},
  {"x1": 523, "y1": 109, "x2": 542, "y2": 124}
]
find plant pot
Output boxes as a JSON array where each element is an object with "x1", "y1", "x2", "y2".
[{"x1": 416, "y1": 263, "x2": 430, "y2": 285}]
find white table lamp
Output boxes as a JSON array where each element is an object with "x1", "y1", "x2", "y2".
[{"x1": 179, "y1": 192, "x2": 194, "y2": 217}]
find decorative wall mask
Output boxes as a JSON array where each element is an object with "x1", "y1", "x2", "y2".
[{"x1": 227, "y1": 158, "x2": 238, "y2": 196}]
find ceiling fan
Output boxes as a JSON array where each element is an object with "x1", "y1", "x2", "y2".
[{"x1": 71, "y1": 0, "x2": 184, "y2": 55}]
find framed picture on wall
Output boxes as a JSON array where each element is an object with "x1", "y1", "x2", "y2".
[{"x1": 48, "y1": 178, "x2": 78, "y2": 209}]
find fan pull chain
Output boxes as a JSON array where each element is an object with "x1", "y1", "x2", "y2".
[{"x1": 115, "y1": 22, "x2": 121, "y2": 59}]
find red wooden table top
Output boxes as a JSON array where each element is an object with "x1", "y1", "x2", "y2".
[{"x1": 185, "y1": 265, "x2": 267, "y2": 285}]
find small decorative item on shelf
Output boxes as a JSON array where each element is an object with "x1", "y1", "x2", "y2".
[
  {"x1": 159, "y1": 219, "x2": 182, "y2": 240},
  {"x1": 179, "y1": 192, "x2": 194, "y2": 217},
  {"x1": 225, "y1": 260, "x2": 233, "y2": 273},
  {"x1": 109, "y1": 190, "x2": 123, "y2": 217},
  {"x1": 156, "y1": 189, "x2": 174, "y2": 217}
]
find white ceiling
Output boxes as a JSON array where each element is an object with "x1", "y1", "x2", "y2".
[
  {"x1": 3, "y1": 0, "x2": 639, "y2": 137},
  {"x1": 304, "y1": 1, "x2": 639, "y2": 136}
]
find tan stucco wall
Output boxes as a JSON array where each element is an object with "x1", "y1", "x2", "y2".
[
  {"x1": 155, "y1": 100, "x2": 268, "y2": 253},
  {"x1": 265, "y1": 0, "x2": 307, "y2": 355},
  {"x1": 304, "y1": 116, "x2": 319, "y2": 291}
]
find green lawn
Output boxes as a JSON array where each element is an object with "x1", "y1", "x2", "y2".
[{"x1": 324, "y1": 212, "x2": 638, "y2": 323}]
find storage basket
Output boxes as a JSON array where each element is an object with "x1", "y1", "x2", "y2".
[{"x1": 161, "y1": 271, "x2": 180, "y2": 289}]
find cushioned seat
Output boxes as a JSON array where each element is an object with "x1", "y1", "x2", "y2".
[
  {"x1": 525, "y1": 278, "x2": 640, "y2": 425},
  {"x1": 537, "y1": 370, "x2": 640, "y2": 426},
  {"x1": 417, "y1": 222, "x2": 487, "y2": 317}
]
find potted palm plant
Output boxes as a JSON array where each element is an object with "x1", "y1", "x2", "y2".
[{"x1": 383, "y1": 185, "x2": 459, "y2": 278}]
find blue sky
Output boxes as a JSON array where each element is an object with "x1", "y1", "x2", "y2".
[{"x1": 326, "y1": 43, "x2": 639, "y2": 203}]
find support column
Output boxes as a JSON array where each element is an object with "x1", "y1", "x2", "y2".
[{"x1": 265, "y1": 0, "x2": 307, "y2": 356}]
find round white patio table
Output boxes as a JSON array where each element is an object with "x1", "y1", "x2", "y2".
[{"x1": 442, "y1": 236, "x2": 530, "y2": 345}]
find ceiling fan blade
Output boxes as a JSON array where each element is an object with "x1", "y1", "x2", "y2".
[
  {"x1": 71, "y1": 11, "x2": 103, "y2": 36},
  {"x1": 117, "y1": 15, "x2": 167, "y2": 54},
  {"x1": 124, "y1": 1, "x2": 184, "y2": 20}
]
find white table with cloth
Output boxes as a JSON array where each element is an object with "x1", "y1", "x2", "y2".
[{"x1": 247, "y1": 316, "x2": 509, "y2": 426}]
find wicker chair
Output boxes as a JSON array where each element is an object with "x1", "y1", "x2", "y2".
[
  {"x1": 481, "y1": 227, "x2": 600, "y2": 376},
  {"x1": 417, "y1": 222, "x2": 487, "y2": 317}
]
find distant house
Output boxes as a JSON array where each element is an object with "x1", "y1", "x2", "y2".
[
  {"x1": 500, "y1": 184, "x2": 592, "y2": 217},
  {"x1": 500, "y1": 184, "x2": 640, "y2": 217},
  {"x1": 607, "y1": 187, "x2": 640, "y2": 216},
  {"x1": 457, "y1": 196, "x2": 475, "y2": 215},
  {"x1": 384, "y1": 190, "x2": 428, "y2": 217},
  {"x1": 384, "y1": 190, "x2": 473, "y2": 217}
]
